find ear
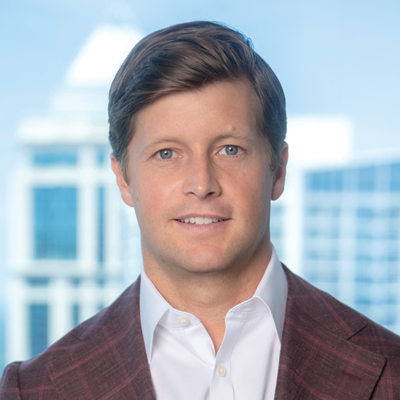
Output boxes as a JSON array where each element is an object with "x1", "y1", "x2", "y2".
[
  {"x1": 271, "y1": 141, "x2": 289, "y2": 201},
  {"x1": 111, "y1": 153, "x2": 135, "y2": 207}
]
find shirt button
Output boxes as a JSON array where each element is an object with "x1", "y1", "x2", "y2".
[
  {"x1": 178, "y1": 316, "x2": 190, "y2": 326},
  {"x1": 217, "y1": 364, "x2": 227, "y2": 377}
]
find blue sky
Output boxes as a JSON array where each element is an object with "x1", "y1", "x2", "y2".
[
  {"x1": 1, "y1": 0, "x2": 400, "y2": 154},
  {"x1": 1, "y1": 0, "x2": 400, "y2": 153}
]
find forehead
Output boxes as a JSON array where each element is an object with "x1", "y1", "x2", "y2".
[{"x1": 130, "y1": 79, "x2": 260, "y2": 149}]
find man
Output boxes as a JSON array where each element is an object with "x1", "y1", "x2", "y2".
[{"x1": 1, "y1": 21, "x2": 400, "y2": 400}]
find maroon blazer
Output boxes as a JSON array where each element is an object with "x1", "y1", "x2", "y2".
[{"x1": 1, "y1": 266, "x2": 400, "y2": 399}]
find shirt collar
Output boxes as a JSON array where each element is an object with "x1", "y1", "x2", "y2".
[
  {"x1": 140, "y1": 244, "x2": 287, "y2": 361},
  {"x1": 140, "y1": 270, "x2": 170, "y2": 361},
  {"x1": 253, "y1": 245, "x2": 288, "y2": 342}
]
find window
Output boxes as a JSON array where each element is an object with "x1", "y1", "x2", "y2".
[
  {"x1": 306, "y1": 170, "x2": 343, "y2": 191},
  {"x1": 72, "y1": 304, "x2": 80, "y2": 327},
  {"x1": 390, "y1": 163, "x2": 400, "y2": 191},
  {"x1": 96, "y1": 148, "x2": 106, "y2": 166},
  {"x1": 355, "y1": 291, "x2": 372, "y2": 306},
  {"x1": 270, "y1": 205, "x2": 284, "y2": 217},
  {"x1": 358, "y1": 167, "x2": 375, "y2": 191},
  {"x1": 387, "y1": 264, "x2": 399, "y2": 281},
  {"x1": 356, "y1": 262, "x2": 372, "y2": 283},
  {"x1": 96, "y1": 277, "x2": 106, "y2": 287},
  {"x1": 357, "y1": 208, "x2": 374, "y2": 219},
  {"x1": 70, "y1": 277, "x2": 81, "y2": 287},
  {"x1": 306, "y1": 251, "x2": 320, "y2": 260},
  {"x1": 98, "y1": 187, "x2": 105, "y2": 265},
  {"x1": 355, "y1": 253, "x2": 373, "y2": 263},
  {"x1": 34, "y1": 187, "x2": 77, "y2": 259},
  {"x1": 26, "y1": 277, "x2": 49, "y2": 286},
  {"x1": 381, "y1": 313, "x2": 396, "y2": 327},
  {"x1": 387, "y1": 253, "x2": 398, "y2": 262},
  {"x1": 306, "y1": 267, "x2": 338, "y2": 282},
  {"x1": 329, "y1": 171, "x2": 344, "y2": 191},
  {"x1": 32, "y1": 148, "x2": 77, "y2": 166},
  {"x1": 29, "y1": 304, "x2": 48, "y2": 357},
  {"x1": 341, "y1": 168, "x2": 357, "y2": 191},
  {"x1": 387, "y1": 208, "x2": 399, "y2": 219},
  {"x1": 308, "y1": 207, "x2": 320, "y2": 215},
  {"x1": 331, "y1": 208, "x2": 341, "y2": 218},
  {"x1": 306, "y1": 228, "x2": 319, "y2": 238},
  {"x1": 386, "y1": 295, "x2": 397, "y2": 305}
]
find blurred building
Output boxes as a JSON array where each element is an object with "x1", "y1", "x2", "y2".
[
  {"x1": 272, "y1": 118, "x2": 400, "y2": 335},
  {"x1": 5, "y1": 24, "x2": 143, "y2": 363},
  {"x1": 270, "y1": 116, "x2": 353, "y2": 274},
  {"x1": 302, "y1": 156, "x2": 400, "y2": 334}
]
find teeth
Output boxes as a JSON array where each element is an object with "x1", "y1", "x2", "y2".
[
  {"x1": 195, "y1": 217, "x2": 203, "y2": 225},
  {"x1": 179, "y1": 217, "x2": 223, "y2": 225}
]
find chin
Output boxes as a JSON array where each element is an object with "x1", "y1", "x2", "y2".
[{"x1": 174, "y1": 249, "x2": 240, "y2": 275}]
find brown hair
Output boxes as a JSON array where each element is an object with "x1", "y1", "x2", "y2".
[{"x1": 108, "y1": 21, "x2": 286, "y2": 180}]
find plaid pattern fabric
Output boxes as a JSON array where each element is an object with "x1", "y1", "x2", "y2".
[
  {"x1": 1, "y1": 267, "x2": 400, "y2": 399},
  {"x1": 0, "y1": 278, "x2": 156, "y2": 400},
  {"x1": 276, "y1": 265, "x2": 400, "y2": 399}
]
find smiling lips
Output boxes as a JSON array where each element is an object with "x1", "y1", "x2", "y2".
[{"x1": 176, "y1": 217, "x2": 226, "y2": 225}]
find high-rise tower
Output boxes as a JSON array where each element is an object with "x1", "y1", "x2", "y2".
[{"x1": 5, "y1": 24, "x2": 143, "y2": 363}]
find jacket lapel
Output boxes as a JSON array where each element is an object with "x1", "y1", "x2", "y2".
[
  {"x1": 275, "y1": 267, "x2": 386, "y2": 400},
  {"x1": 46, "y1": 278, "x2": 156, "y2": 400},
  {"x1": 42, "y1": 267, "x2": 387, "y2": 399}
]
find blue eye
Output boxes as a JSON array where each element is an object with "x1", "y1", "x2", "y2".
[
  {"x1": 225, "y1": 145, "x2": 239, "y2": 155},
  {"x1": 159, "y1": 149, "x2": 173, "y2": 159}
]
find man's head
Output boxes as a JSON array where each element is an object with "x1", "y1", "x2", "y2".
[
  {"x1": 108, "y1": 21, "x2": 286, "y2": 181},
  {"x1": 109, "y1": 21, "x2": 288, "y2": 281}
]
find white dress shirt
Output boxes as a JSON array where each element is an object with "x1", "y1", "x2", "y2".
[{"x1": 140, "y1": 245, "x2": 288, "y2": 400}]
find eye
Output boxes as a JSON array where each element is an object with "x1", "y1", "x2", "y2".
[
  {"x1": 159, "y1": 149, "x2": 173, "y2": 159},
  {"x1": 222, "y1": 145, "x2": 239, "y2": 156}
]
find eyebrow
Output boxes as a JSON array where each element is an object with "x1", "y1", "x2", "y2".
[
  {"x1": 142, "y1": 131, "x2": 252, "y2": 152},
  {"x1": 212, "y1": 132, "x2": 251, "y2": 142},
  {"x1": 142, "y1": 137, "x2": 184, "y2": 153}
]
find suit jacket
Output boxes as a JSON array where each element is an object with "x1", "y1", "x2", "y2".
[{"x1": 1, "y1": 266, "x2": 400, "y2": 399}]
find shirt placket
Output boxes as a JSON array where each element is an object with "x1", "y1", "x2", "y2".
[{"x1": 208, "y1": 313, "x2": 247, "y2": 400}]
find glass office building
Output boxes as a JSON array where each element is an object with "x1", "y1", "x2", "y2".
[
  {"x1": 4, "y1": 25, "x2": 143, "y2": 364},
  {"x1": 302, "y1": 161, "x2": 400, "y2": 334},
  {"x1": 6, "y1": 125, "x2": 128, "y2": 361}
]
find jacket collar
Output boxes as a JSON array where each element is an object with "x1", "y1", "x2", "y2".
[
  {"x1": 275, "y1": 265, "x2": 386, "y2": 399},
  {"x1": 45, "y1": 266, "x2": 387, "y2": 400},
  {"x1": 46, "y1": 277, "x2": 156, "y2": 400}
]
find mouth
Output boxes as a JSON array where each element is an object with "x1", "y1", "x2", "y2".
[{"x1": 175, "y1": 217, "x2": 227, "y2": 225}]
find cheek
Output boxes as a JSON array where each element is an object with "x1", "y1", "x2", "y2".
[
  {"x1": 240, "y1": 174, "x2": 272, "y2": 225},
  {"x1": 234, "y1": 163, "x2": 270, "y2": 199},
  {"x1": 132, "y1": 172, "x2": 180, "y2": 217}
]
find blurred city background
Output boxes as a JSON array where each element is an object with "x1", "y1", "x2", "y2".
[{"x1": 1, "y1": 0, "x2": 400, "y2": 374}]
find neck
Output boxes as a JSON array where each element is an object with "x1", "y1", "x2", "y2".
[{"x1": 143, "y1": 243, "x2": 272, "y2": 353}]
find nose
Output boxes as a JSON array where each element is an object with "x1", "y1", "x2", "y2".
[{"x1": 182, "y1": 154, "x2": 222, "y2": 199}]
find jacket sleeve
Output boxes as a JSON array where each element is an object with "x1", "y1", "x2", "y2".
[{"x1": 0, "y1": 362, "x2": 22, "y2": 400}]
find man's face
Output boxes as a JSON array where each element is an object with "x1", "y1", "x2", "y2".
[{"x1": 112, "y1": 79, "x2": 287, "y2": 277}]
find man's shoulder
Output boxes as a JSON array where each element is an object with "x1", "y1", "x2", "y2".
[
  {"x1": 275, "y1": 265, "x2": 400, "y2": 397},
  {"x1": 0, "y1": 278, "x2": 143, "y2": 399},
  {"x1": 284, "y1": 265, "x2": 400, "y2": 337},
  {"x1": 283, "y1": 265, "x2": 400, "y2": 366},
  {"x1": 23, "y1": 277, "x2": 140, "y2": 367}
]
